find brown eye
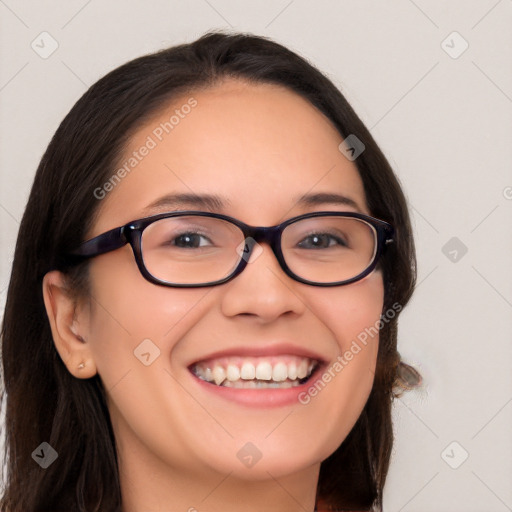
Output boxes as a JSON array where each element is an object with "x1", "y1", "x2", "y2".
[{"x1": 171, "y1": 232, "x2": 212, "y2": 248}]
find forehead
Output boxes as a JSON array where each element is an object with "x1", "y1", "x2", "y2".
[{"x1": 91, "y1": 79, "x2": 368, "y2": 234}]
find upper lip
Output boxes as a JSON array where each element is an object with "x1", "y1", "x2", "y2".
[{"x1": 188, "y1": 342, "x2": 328, "y2": 367}]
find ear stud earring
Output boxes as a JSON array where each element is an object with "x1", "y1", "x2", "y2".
[{"x1": 77, "y1": 362, "x2": 85, "y2": 369}]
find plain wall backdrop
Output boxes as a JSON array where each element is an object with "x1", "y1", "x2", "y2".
[{"x1": 1, "y1": 1, "x2": 511, "y2": 511}]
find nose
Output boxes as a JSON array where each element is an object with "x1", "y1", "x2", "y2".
[{"x1": 219, "y1": 240, "x2": 307, "y2": 323}]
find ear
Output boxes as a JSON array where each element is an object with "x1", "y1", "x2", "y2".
[{"x1": 42, "y1": 270, "x2": 97, "y2": 379}]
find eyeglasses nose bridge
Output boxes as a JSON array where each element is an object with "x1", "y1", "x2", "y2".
[{"x1": 236, "y1": 225, "x2": 287, "y2": 272}]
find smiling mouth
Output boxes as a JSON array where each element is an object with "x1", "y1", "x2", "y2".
[{"x1": 189, "y1": 355, "x2": 320, "y2": 389}]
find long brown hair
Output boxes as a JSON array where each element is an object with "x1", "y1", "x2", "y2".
[{"x1": 0, "y1": 31, "x2": 418, "y2": 511}]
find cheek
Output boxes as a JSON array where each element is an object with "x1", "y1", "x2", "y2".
[
  {"x1": 307, "y1": 270, "x2": 385, "y2": 350},
  {"x1": 297, "y1": 272, "x2": 384, "y2": 454},
  {"x1": 84, "y1": 252, "x2": 212, "y2": 385}
]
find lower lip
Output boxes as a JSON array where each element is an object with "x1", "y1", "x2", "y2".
[{"x1": 188, "y1": 364, "x2": 324, "y2": 408}]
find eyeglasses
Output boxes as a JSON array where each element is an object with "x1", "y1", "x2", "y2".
[{"x1": 65, "y1": 210, "x2": 394, "y2": 288}]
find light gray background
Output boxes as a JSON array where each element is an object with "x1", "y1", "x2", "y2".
[{"x1": 1, "y1": 1, "x2": 511, "y2": 511}]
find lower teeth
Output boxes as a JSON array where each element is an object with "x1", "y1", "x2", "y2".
[
  {"x1": 221, "y1": 379, "x2": 301, "y2": 389},
  {"x1": 196, "y1": 376, "x2": 310, "y2": 388}
]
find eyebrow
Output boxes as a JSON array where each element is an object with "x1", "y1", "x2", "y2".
[
  {"x1": 293, "y1": 192, "x2": 363, "y2": 212},
  {"x1": 141, "y1": 193, "x2": 230, "y2": 214},
  {"x1": 141, "y1": 191, "x2": 363, "y2": 215}
]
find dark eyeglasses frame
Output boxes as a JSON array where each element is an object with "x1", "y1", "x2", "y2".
[{"x1": 65, "y1": 210, "x2": 394, "y2": 288}]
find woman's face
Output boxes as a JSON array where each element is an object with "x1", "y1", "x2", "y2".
[{"x1": 72, "y1": 80, "x2": 384, "y2": 482}]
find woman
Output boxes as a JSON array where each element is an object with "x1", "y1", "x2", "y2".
[{"x1": 0, "y1": 31, "x2": 419, "y2": 511}]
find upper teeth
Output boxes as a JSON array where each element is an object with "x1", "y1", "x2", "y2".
[{"x1": 192, "y1": 356, "x2": 318, "y2": 386}]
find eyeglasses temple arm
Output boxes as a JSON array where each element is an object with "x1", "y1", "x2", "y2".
[{"x1": 68, "y1": 227, "x2": 127, "y2": 259}]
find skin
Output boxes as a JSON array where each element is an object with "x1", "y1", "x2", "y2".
[{"x1": 43, "y1": 79, "x2": 384, "y2": 512}]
